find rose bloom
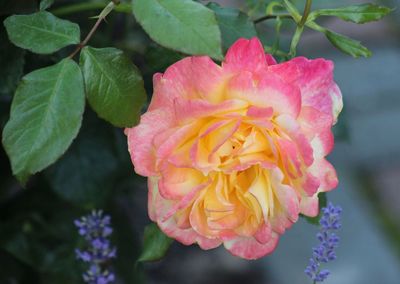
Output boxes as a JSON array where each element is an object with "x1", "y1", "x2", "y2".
[{"x1": 126, "y1": 38, "x2": 342, "y2": 259}]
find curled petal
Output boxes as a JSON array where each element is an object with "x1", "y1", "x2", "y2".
[
  {"x1": 149, "y1": 56, "x2": 225, "y2": 112},
  {"x1": 224, "y1": 233, "x2": 279, "y2": 260},
  {"x1": 270, "y1": 57, "x2": 343, "y2": 122},
  {"x1": 223, "y1": 37, "x2": 267, "y2": 72},
  {"x1": 126, "y1": 109, "x2": 174, "y2": 176}
]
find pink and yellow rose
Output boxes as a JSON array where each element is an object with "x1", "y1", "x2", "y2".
[{"x1": 126, "y1": 38, "x2": 342, "y2": 259}]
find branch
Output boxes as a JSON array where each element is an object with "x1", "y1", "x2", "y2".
[
  {"x1": 254, "y1": 14, "x2": 292, "y2": 24},
  {"x1": 68, "y1": 1, "x2": 118, "y2": 59}
]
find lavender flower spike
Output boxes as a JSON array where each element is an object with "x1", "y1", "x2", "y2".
[
  {"x1": 305, "y1": 202, "x2": 342, "y2": 283},
  {"x1": 75, "y1": 210, "x2": 117, "y2": 284}
]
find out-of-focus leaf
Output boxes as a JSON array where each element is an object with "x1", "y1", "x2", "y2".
[
  {"x1": 308, "y1": 3, "x2": 392, "y2": 24},
  {"x1": 138, "y1": 223, "x2": 173, "y2": 262},
  {"x1": 207, "y1": 2, "x2": 257, "y2": 51},
  {"x1": 45, "y1": 111, "x2": 119, "y2": 206},
  {"x1": 40, "y1": 0, "x2": 54, "y2": 10},
  {"x1": 80, "y1": 47, "x2": 146, "y2": 127},
  {"x1": 4, "y1": 11, "x2": 80, "y2": 54},
  {"x1": 307, "y1": 22, "x2": 372, "y2": 58},
  {"x1": 2, "y1": 59, "x2": 85, "y2": 184},
  {"x1": 0, "y1": 24, "x2": 25, "y2": 97},
  {"x1": 132, "y1": 0, "x2": 223, "y2": 60},
  {"x1": 245, "y1": 0, "x2": 269, "y2": 17},
  {"x1": 325, "y1": 30, "x2": 371, "y2": 58},
  {"x1": 301, "y1": 192, "x2": 327, "y2": 225}
]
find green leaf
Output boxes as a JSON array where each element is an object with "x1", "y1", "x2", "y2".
[
  {"x1": 40, "y1": 0, "x2": 54, "y2": 10},
  {"x1": 80, "y1": 47, "x2": 146, "y2": 127},
  {"x1": 307, "y1": 22, "x2": 372, "y2": 58},
  {"x1": 282, "y1": 0, "x2": 301, "y2": 22},
  {"x1": 2, "y1": 59, "x2": 85, "y2": 184},
  {"x1": 3, "y1": 11, "x2": 80, "y2": 54},
  {"x1": 325, "y1": 30, "x2": 372, "y2": 58},
  {"x1": 207, "y1": 2, "x2": 257, "y2": 51},
  {"x1": 301, "y1": 192, "x2": 327, "y2": 225},
  {"x1": 45, "y1": 111, "x2": 120, "y2": 206},
  {"x1": 309, "y1": 3, "x2": 392, "y2": 24},
  {"x1": 138, "y1": 223, "x2": 173, "y2": 262},
  {"x1": 132, "y1": 0, "x2": 223, "y2": 60}
]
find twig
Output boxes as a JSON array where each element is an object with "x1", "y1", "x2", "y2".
[
  {"x1": 254, "y1": 14, "x2": 292, "y2": 24},
  {"x1": 68, "y1": 1, "x2": 117, "y2": 59}
]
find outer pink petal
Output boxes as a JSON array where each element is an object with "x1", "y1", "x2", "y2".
[
  {"x1": 149, "y1": 56, "x2": 224, "y2": 111},
  {"x1": 254, "y1": 222, "x2": 273, "y2": 244},
  {"x1": 148, "y1": 177, "x2": 158, "y2": 222},
  {"x1": 309, "y1": 158, "x2": 338, "y2": 192},
  {"x1": 270, "y1": 57, "x2": 343, "y2": 122},
  {"x1": 224, "y1": 233, "x2": 279, "y2": 260},
  {"x1": 303, "y1": 173, "x2": 320, "y2": 196},
  {"x1": 223, "y1": 37, "x2": 267, "y2": 72},
  {"x1": 300, "y1": 195, "x2": 319, "y2": 217},
  {"x1": 275, "y1": 114, "x2": 314, "y2": 167},
  {"x1": 298, "y1": 106, "x2": 332, "y2": 139},
  {"x1": 298, "y1": 106, "x2": 334, "y2": 156},
  {"x1": 125, "y1": 108, "x2": 175, "y2": 176},
  {"x1": 265, "y1": 53, "x2": 277, "y2": 65},
  {"x1": 160, "y1": 218, "x2": 222, "y2": 249}
]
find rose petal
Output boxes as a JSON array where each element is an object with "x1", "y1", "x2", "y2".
[
  {"x1": 223, "y1": 37, "x2": 267, "y2": 72},
  {"x1": 149, "y1": 56, "x2": 225, "y2": 112},
  {"x1": 126, "y1": 108, "x2": 175, "y2": 176},
  {"x1": 224, "y1": 233, "x2": 279, "y2": 260}
]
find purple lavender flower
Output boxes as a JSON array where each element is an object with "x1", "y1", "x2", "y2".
[
  {"x1": 305, "y1": 203, "x2": 342, "y2": 283},
  {"x1": 75, "y1": 210, "x2": 117, "y2": 284}
]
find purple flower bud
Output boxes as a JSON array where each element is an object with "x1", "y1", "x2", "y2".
[
  {"x1": 75, "y1": 210, "x2": 117, "y2": 284},
  {"x1": 304, "y1": 203, "x2": 342, "y2": 283}
]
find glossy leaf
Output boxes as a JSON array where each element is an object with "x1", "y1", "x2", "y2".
[
  {"x1": 207, "y1": 2, "x2": 257, "y2": 51},
  {"x1": 2, "y1": 59, "x2": 85, "y2": 183},
  {"x1": 132, "y1": 0, "x2": 223, "y2": 60},
  {"x1": 39, "y1": 0, "x2": 54, "y2": 10},
  {"x1": 80, "y1": 47, "x2": 146, "y2": 127},
  {"x1": 4, "y1": 11, "x2": 80, "y2": 54},
  {"x1": 138, "y1": 223, "x2": 173, "y2": 262},
  {"x1": 309, "y1": 3, "x2": 392, "y2": 24}
]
